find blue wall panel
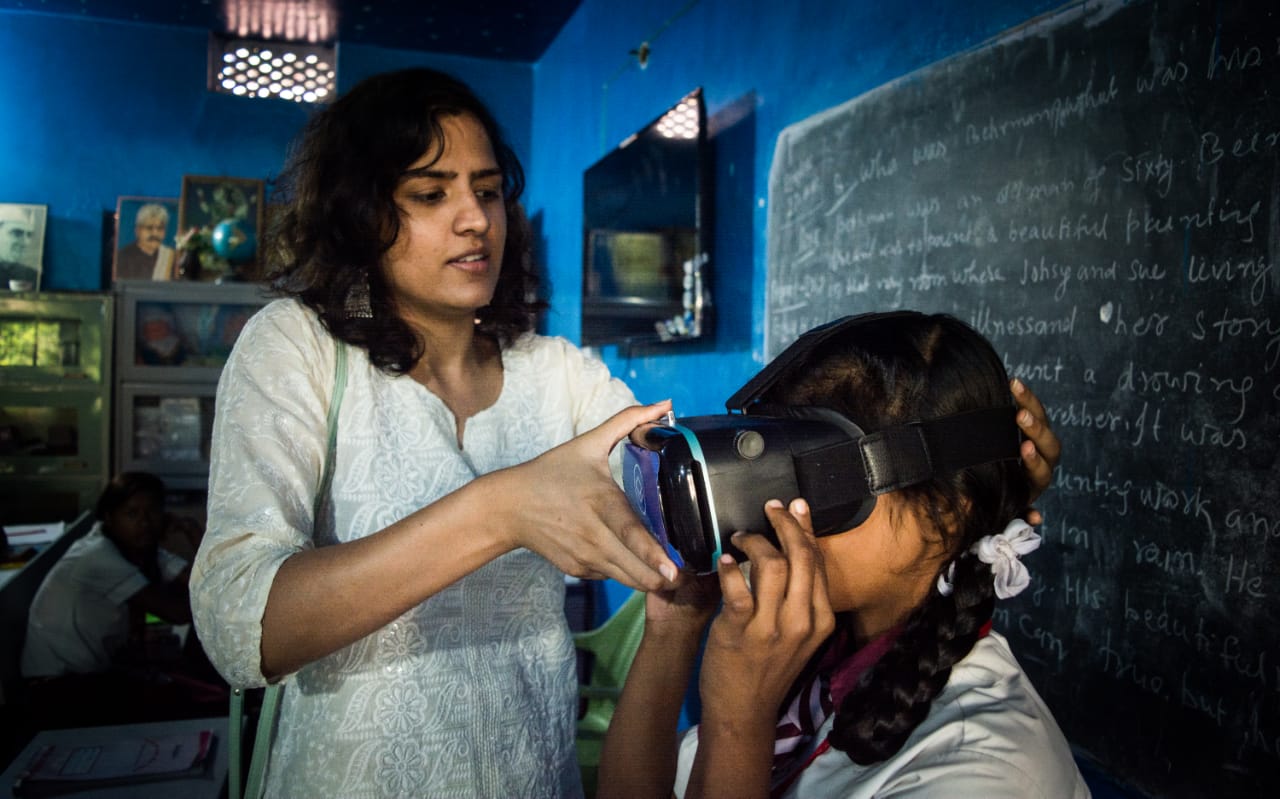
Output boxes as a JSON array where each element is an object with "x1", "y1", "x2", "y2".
[
  {"x1": 527, "y1": 0, "x2": 1062, "y2": 614},
  {"x1": 0, "y1": 13, "x2": 530, "y2": 291}
]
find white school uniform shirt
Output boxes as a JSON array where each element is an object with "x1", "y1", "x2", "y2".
[
  {"x1": 21, "y1": 523, "x2": 187, "y2": 677},
  {"x1": 190, "y1": 299, "x2": 638, "y2": 799},
  {"x1": 674, "y1": 631, "x2": 1091, "y2": 798}
]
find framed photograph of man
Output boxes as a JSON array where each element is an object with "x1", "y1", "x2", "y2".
[
  {"x1": 0, "y1": 203, "x2": 47, "y2": 292},
  {"x1": 113, "y1": 196, "x2": 180, "y2": 281}
]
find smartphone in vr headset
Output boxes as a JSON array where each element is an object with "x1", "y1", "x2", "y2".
[{"x1": 622, "y1": 313, "x2": 1023, "y2": 574}]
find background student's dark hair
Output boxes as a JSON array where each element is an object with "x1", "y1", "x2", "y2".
[
  {"x1": 94, "y1": 471, "x2": 165, "y2": 523},
  {"x1": 765, "y1": 311, "x2": 1032, "y2": 765},
  {"x1": 95, "y1": 471, "x2": 167, "y2": 583},
  {"x1": 265, "y1": 67, "x2": 547, "y2": 373}
]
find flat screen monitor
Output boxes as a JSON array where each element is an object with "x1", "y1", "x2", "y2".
[{"x1": 582, "y1": 88, "x2": 710, "y2": 346}]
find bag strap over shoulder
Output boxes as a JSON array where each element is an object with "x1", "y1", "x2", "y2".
[
  {"x1": 232, "y1": 341, "x2": 348, "y2": 799},
  {"x1": 242, "y1": 685, "x2": 282, "y2": 799},
  {"x1": 316, "y1": 341, "x2": 348, "y2": 508}
]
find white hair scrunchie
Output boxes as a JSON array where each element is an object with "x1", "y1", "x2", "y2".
[{"x1": 936, "y1": 519, "x2": 1042, "y2": 599}]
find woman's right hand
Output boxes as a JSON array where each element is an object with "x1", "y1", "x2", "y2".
[{"x1": 491, "y1": 400, "x2": 680, "y2": 592}]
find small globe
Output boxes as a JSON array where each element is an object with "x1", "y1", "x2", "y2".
[{"x1": 210, "y1": 218, "x2": 256, "y2": 263}]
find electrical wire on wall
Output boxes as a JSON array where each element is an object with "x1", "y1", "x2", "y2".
[{"x1": 598, "y1": 0, "x2": 701, "y2": 155}]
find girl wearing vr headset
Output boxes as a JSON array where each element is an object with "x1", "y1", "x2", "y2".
[{"x1": 600, "y1": 311, "x2": 1086, "y2": 798}]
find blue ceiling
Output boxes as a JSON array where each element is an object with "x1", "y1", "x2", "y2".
[{"x1": 0, "y1": 0, "x2": 584, "y2": 62}]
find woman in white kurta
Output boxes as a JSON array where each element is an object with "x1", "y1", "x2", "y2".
[
  {"x1": 190, "y1": 67, "x2": 678, "y2": 799},
  {"x1": 599, "y1": 312, "x2": 1081, "y2": 798}
]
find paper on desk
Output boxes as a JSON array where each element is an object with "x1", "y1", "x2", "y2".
[
  {"x1": 4, "y1": 522, "x2": 65, "y2": 546},
  {"x1": 15, "y1": 729, "x2": 214, "y2": 790}
]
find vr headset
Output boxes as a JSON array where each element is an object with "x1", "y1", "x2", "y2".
[{"x1": 623, "y1": 312, "x2": 1023, "y2": 574}]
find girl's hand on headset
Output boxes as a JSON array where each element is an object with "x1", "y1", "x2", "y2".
[
  {"x1": 683, "y1": 499, "x2": 835, "y2": 798},
  {"x1": 642, "y1": 569, "x2": 721, "y2": 642},
  {"x1": 699, "y1": 498, "x2": 836, "y2": 722}
]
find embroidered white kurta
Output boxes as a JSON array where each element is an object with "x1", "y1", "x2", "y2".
[{"x1": 190, "y1": 299, "x2": 636, "y2": 799}]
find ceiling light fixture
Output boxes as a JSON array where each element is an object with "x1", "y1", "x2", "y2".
[
  {"x1": 209, "y1": 1, "x2": 337, "y2": 103},
  {"x1": 209, "y1": 34, "x2": 336, "y2": 104}
]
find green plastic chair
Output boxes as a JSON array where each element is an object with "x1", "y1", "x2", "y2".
[{"x1": 573, "y1": 590, "x2": 647, "y2": 797}]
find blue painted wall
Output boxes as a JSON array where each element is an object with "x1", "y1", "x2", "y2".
[
  {"x1": 526, "y1": 0, "x2": 1062, "y2": 615},
  {"x1": 0, "y1": 0, "x2": 1076, "y2": 630},
  {"x1": 0, "y1": 12, "x2": 532, "y2": 291},
  {"x1": 5, "y1": 0, "x2": 1066, "y2": 658},
  {"x1": 0, "y1": 0, "x2": 1061, "y2": 417}
]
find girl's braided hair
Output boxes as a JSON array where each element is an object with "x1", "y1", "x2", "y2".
[{"x1": 767, "y1": 311, "x2": 1031, "y2": 764}]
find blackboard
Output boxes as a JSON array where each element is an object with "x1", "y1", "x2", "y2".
[{"x1": 765, "y1": 1, "x2": 1278, "y2": 797}]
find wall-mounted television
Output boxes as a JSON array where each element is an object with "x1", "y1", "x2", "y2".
[{"x1": 582, "y1": 87, "x2": 711, "y2": 347}]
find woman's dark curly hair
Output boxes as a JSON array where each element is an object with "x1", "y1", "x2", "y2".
[
  {"x1": 765, "y1": 311, "x2": 1032, "y2": 765},
  {"x1": 265, "y1": 67, "x2": 546, "y2": 374}
]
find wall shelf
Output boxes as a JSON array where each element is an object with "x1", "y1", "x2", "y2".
[
  {"x1": 112, "y1": 280, "x2": 271, "y2": 493},
  {"x1": 0, "y1": 291, "x2": 112, "y2": 524}
]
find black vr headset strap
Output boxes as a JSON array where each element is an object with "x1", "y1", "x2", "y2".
[
  {"x1": 859, "y1": 406, "x2": 1022, "y2": 493},
  {"x1": 785, "y1": 404, "x2": 1020, "y2": 534}
]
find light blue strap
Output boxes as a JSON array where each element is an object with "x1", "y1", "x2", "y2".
[
  {"x1": 234, "y1": 342, "x2": 347, "y2": 799},
  {"x1": 243, "y1": 684, "x2": 282, "y2": 799},
  {"x1": 316, "y1": 342, "x2": 348, "y2": 513},
  {"x1": 228, "y1": 688, "x2": 245, "y2": 799}
]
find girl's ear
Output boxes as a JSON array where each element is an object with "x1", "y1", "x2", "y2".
[{"x1": 909, "y1": 492, "x2": 971, "y2": 567}]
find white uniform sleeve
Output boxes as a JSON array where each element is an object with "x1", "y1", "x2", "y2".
[{"x1": 157, "y1": 548, "x2": 189, "y2": 582}]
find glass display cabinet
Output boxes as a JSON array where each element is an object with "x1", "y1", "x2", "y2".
[
  {"x1": 0, "y1": 291, "x2": 113, "y2": 524},
  {"x1": 112, "y1": 280, "x2": 270, "y2": 491}
]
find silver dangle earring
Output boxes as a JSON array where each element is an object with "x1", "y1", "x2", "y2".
[{"x1": 345, "y1": 274, "x2": 373, "y2": 319}]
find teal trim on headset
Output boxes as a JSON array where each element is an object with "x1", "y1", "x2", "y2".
[{"x1": 672, "y1": 422, "x2": 725, "y2": 565}]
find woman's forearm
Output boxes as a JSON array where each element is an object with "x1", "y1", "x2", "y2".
[
  {"x1": 252, "y1": 399, "x2": 679, "y2": 679},
  {"x1": 258, "y1": 473, "x2": 515, "y2": 677}
]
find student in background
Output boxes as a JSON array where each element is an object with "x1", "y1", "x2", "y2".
[
  {"x1": 600, "y1": 312, "x2": 1085, "y2": 798},
  {"x1": 22, "y1": 472, "x2": 193, "y2": 678},
  {"x1": 20, "y1": 472, "x2": 220, "y2": 726}
]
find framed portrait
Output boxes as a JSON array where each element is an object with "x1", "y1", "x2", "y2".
[
  {"x1": 0, "y1": 202, "x2": 47, "y2": 292},
  {"x1": 178, "y1": 175, "x2": 265, "y2": 280},
  {"x1": 112, "y1": 196, "x2": 180, "y2": 282},
  {"x1": 178, "y1": 175, "x2": 265, "y2": 237}
]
